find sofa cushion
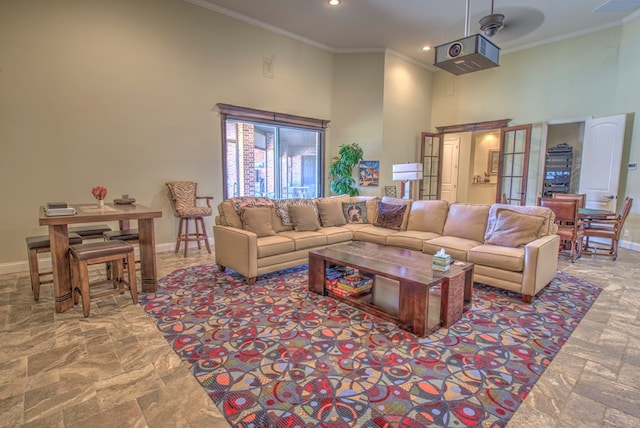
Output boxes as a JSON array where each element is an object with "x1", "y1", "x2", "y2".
[
  {"x1": 374, "y1": 201, "x2": 407, "y2": 231},
  {"x1": 316, "y1": 227, "x2": 353, "y2": 245},
  {"x1": 422, "y1": 236, "x2": 482, "y2": 261},
  {"x1": 352, "y1": 225, "x2": 397, "y2": 245},
  {"x1": 316, "y1": 197, "x2": 348, "y2": 227},
  {"x1": 342, "y1": 201, "x2": 368, "y2": 224},
  {"x1": 240, "y1": 207, "x2": 276, "y2": 237},
  {"x1": 386, "y1": 230, "x2": 441, "y2": 251},
  {"x1": 443, "y1": 203, "x2": 491, "y2": 242},
  {"x1": 406, "y1": 200, "x2": 449, "y2": 234},
  {"x1": 485, "y1": 209, "x2": 546, "y2": 248},
  {"x1": 288, "y1": 204, "x2": 321, "y2": 231},
  {"x1": 274, "y1": 199, "x2": 317, "y2": 225},
  {"x1": 468, "y1": 244, "x2": 525, "y2": 272},
  {"x1": 485, "y1": 204, "x2": 557, "y2": 239},
  {"x1": 278, "y1": 230, "x2": 326, "y2": 250},
  {"x1": 217, "y1": 201, "x2": 243, "y2": 229},
  {"x1": 256, "y1": 235, "x2": 295, "y2": 258},
  {"x1": 381, "y1": 196, "x2": 412, "y2": 230}
]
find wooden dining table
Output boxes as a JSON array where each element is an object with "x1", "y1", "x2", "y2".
[
  {"x1": 578, "y1": 207, "x2": 616, "y2": 221},
  {"x1": 39, "y1": 203, "x2": 162, "y2": 312}
]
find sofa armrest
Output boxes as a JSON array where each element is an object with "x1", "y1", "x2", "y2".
[
  {"x1": 522, "y1": 234, "x2": 560, "y2": 298},
  {"x1": 213, "y1": 225, "x2": 258, "y2": 279}
]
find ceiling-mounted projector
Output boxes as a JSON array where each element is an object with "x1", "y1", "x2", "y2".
[{"x1": 434, "y1": 34, "x2": 500, "y2": 75}]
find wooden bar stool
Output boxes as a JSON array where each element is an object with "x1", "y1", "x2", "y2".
[
  {"x1": 166, "y1": 181, "x2": 213, "y2": 257},
  {"x1": 69, "y1": 240, "x2": 138, "y2": 317},
  {"x1": 104, "y1": 229, "x2": 140, "y2": 278},
  {"x1": 26, "y1": 232, "x2": 83, "y2": 301}
]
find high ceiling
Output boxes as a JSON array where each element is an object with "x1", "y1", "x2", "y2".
[{"x1": 189, "y1": 0, "x2": 640, "y2": 68}]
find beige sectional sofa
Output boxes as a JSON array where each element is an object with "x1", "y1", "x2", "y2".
[{"x1": 213, "y1": 195, "x2": 560, "y2": 302}]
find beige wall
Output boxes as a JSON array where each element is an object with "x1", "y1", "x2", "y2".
[
  {"x1": 329, "y1": 52, "x2": 385, "y2": 197},
  {"x1": 1, "y1": 1, "x2": 639, "y2": 267},
  {"x1": 381, "y1": 53, "x2": 433, "y2": 197},
  {"x1": 0, "y1": 0, "x2": 334, "y2": 265}
]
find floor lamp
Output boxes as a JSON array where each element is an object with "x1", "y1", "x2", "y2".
[{"x1": 392, "y1": 163, "x2": 423, "y2": 200}]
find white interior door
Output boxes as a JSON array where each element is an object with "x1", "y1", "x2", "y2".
[
  {"x1": 578, "y1": 114, "x2": 626, "y2": 211},
  {"x1": 441, "y1": 136, "x2": 459, "y2": 203}
]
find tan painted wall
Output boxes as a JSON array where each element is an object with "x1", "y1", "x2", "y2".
[{"x1": 0, "y1": 0, "x2": 333, "y2": 264}]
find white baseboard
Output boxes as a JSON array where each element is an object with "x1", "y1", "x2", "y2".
[
  {"x1": 620, "y1": 239, "x2": 640, "y2": 252},
  {"x1": 0, "y1": 239, "x2": 214, "y2": 276}
]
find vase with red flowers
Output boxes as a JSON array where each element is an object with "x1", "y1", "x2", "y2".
[{"x1": 91, "y1": 186, "x2": 108, "y2": 207}]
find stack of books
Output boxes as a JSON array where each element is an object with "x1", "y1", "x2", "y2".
[
  {"x1": 432, "y1": 253, "x2": 452, "y2": 272},
  {"x1": 333, "y1": 274, "x2": 373, "y2": 297}
]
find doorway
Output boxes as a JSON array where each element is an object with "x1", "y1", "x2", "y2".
[{"x1": 542, "y1": 114, "x2": 627, "y2": 212}]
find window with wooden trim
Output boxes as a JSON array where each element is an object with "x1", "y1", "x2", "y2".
[{"x1": 217, "y1": 104, "x2": 329, "y2": 200}]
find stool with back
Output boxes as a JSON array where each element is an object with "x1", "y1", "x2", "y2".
[{"x1": 166, "y1": 181, "x2": 213, "y2": 257}]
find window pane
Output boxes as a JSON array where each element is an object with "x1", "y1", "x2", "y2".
[{"x1": 223, "y1": 119, "x2": 323, "y2": 199}]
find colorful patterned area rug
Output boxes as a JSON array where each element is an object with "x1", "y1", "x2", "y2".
[{"x1": 140, "y1": 266, "x2": 601, "y2": 427}]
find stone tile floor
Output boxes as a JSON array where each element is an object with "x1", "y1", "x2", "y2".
[{"x1": 0, "y1": 247, "x2": 638, "y2": 427}]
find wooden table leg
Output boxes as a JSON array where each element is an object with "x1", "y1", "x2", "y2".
[
  {"x1": 138, "y1": 218, "x2": 157, "y2": 292},
  {"x1": 308, "y1": 252, "x2": 326, "y2": 295},
  {"x1": 399, "y1": 280, "x2": 428, "y2": 337},
  {"x1": 49, "y1": 225, "x2": 73, "y2": 312}
]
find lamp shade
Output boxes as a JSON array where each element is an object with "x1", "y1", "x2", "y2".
[{"x1": 392, "y1": 163, "x2": 423, "y2": 181}]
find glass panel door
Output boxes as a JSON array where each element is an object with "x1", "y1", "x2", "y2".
[
  {"x1": 497, "y1": 124, "x2": 531, "y2": 205},
  {"x1": 419, "y1": 133, "x2": 443, "y2": 200}
]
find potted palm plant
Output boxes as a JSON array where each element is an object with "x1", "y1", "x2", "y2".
[{"x1": 329, "y1": 143, "x2": 364, "y2": 196}]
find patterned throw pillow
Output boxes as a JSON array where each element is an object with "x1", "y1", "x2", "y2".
[
  {"x1": 374, "y1": 202, "x2": 407, "y2": 231},
  {"x1": 228, "y1": 196, "x2": 274, "y2": 214},
  {"x1": 274, "y1": 199, "x2": 317, "y2": 225},
  {"x1": 342, "y1": 202, "x2": 368, "y2": 224}
]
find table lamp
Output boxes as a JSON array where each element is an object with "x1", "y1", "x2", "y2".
[{"x1": 392, "y1": 163, "x2": 423, "y2": 199}]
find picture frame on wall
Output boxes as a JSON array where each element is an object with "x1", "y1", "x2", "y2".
[
  {"x1": 488, "y1": 150, "x2": 500, "y2": 175},
  {"x1": 359, "y1": 161, "x2": 379, "y2": 186}
]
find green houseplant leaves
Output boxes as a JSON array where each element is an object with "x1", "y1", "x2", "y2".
[{"x1": 329, "y1": 143, "x2": 364, "y2": 196}]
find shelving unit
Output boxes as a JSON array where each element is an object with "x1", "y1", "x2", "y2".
[{"x1": 543, "y1": 143, "x2": 573, "y2": 197}]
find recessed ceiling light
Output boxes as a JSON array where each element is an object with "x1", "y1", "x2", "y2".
[
  {"x1": 422, "y1": 46, "x2": 431, "y2": 51},
  {"x1": 328, "y1": 0, "x2": 341, "y2": 6}
]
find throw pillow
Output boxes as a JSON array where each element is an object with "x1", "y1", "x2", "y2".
[
  {"x1": 374, "y1": 202, "x2": 407, "y2": 231},
  {"x1": 288, "y1": 204, "x2": 321, "y2": 231},
  {"x1": 485, "y1": 209, "x2": 546, "y2": 248},
  {"x1": 240, "y1": 206, "x2": 276, "y2": 237},
  {"x1": 342, "y1": 201, "x2": 368, "y2": 224},
  {"x1": 316, "y1": 198, "x2": 347, "y2": 227},
  {"x1": 274, "y1": 199, "x2": 317, "y2": 225}
]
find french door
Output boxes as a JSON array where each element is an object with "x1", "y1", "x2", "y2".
[
  {"x1": 497, "y1": 124, "x2": 531, "y2": 205},
  {"x1": 419, "y1": 133, "x2": 443, "y2": 200}
]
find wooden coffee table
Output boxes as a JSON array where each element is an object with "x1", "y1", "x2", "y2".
[{"x1": 308, "y1": 241, "x2": 474, "y2": 337}]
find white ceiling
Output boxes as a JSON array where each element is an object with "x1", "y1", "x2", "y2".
[{"x1": 187, "y1": 0, "x2": 640, "y2": 68}]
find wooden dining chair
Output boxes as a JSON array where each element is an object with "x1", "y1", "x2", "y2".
[
  {"x1": 166, "y1": 181, "x2": 213, "y2": 257},
  {"x1": 537, "y1": 197, "x2": 584, "y2": 262},
  {"x1": 552, "y1": 193, "x2": 586, "y2": 208},
  {"x1": 583, "y1": 197, "x2": 633, "y2": 261}
]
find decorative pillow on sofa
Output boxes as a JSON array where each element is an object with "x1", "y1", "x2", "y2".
[
  {"x1": 288, "y1": 205, "x2": 321, "y2": 231},
  {"x1": 381, "y1": 196, "x2": 412, "y2": 230},
  {"x1": 240, "y1": 207, "x2": 276, "y2": 237},
  {"x1": 342, "y1": 201, "x2": 368, "y2": 224},
  {"x1": 485, "y1": 208, "x2": 546, "y2": 248},
  {"x1": 374, "y1": 202, "x2": 407, "y2": 231},
  {"x1": 274, "y1": 199, "x2": 317, "y2": 225},
  {"x1": 316, "y1": 198, "x2": 347, "y2": 227}
]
